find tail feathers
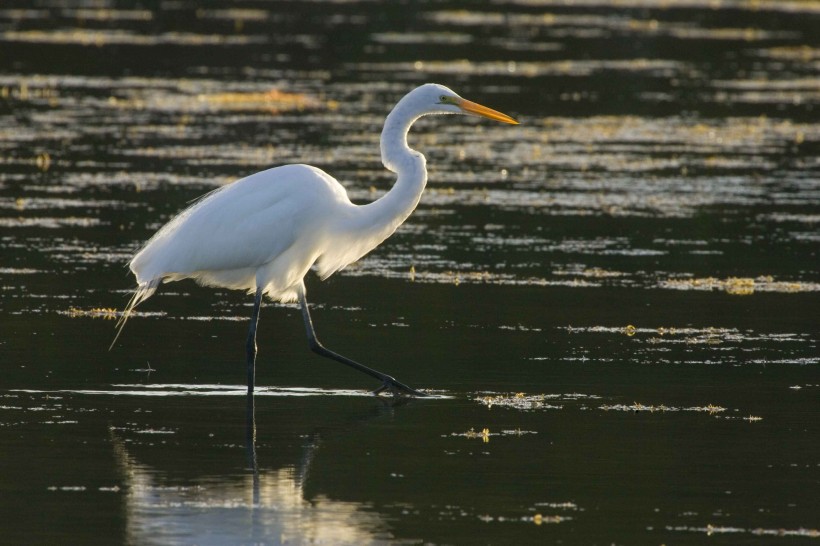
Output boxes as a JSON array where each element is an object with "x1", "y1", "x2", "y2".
[{"x1": 109, "y1": 279, "x2": 161, "y2": 350}]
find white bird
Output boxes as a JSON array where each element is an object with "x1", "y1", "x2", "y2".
[{"x1": 113, "y1": 83, "x2": 518, "y2": 396}]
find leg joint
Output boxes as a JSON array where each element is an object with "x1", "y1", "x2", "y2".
[{"x1": 307, "y1": 336, "x2": 325, "y2": 354}]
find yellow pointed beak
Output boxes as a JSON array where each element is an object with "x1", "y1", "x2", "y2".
[{"x1": 457, "y1": 98, "x2": 519, "y2": 125}]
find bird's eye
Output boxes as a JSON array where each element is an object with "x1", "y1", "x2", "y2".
[{"x1": 439, "y1": 95, "x2": 449, "y2": 103}]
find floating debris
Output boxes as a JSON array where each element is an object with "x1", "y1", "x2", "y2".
[
  {"x1": 63, "y1": 307, "x2": 119, "y2": 320},
  {"x1": 660, "y1": 276, "x2": 820, "y2": 294},
  {"x1": 499, "y1": 429, "x2": 538, "y2": 437},
  {"x1": 561, "y1": 325, "x2": 816, "y2": 358},
  {"x1": 133, "y1": 428, "x2": 176, "y2": 435},
  {"x1": 477, "y1": 512, "x2": 567, "y2": 525},
  {"x1": 532, "y1": 513, "x2": 564, "y2": 525},
  {"x1": 58, "y1": 308, "x2": 166, "y2": 321},
  {"x1": 553, "y1": 266, "x2": 628, "y2": 279},
  {"x1": 447, "y1": 427, "x2": 537, "y2": 443},
  {"x1": 451, "y1": 427, "x2": 492, "y2": 443},
  {"x1": 535, "y1": 501, "x2": 579, "y2": 511},
  {"x1": 0, "y1": 217, "x2": 104, "y2": 229},
  {"x1": 599, "y1": 403, "x2": 727, "y2": 415},
  {"x1": 667, "y1": 523, "x2": 819, "y2": 539},
  {"x1": 477, "y1": 393, "x2": 563, "y2": 411}
]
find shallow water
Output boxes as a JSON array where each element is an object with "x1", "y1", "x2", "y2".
[{"x1": 1, "y1": 1, "x2": 818, "y2": 544}]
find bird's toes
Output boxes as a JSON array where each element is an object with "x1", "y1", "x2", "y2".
[
  {"x1": 371, "y1": 383, "x2": 389, "y2": 396},
  {"x1": 371, "y1": 378, "x2": 426, "y2": 398}
]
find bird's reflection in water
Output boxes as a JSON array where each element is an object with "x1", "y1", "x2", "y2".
[{"x1": 111, "y1": 394, "x2": 407, "y2": 545}]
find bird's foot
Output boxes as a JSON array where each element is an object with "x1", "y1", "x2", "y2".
[{"x1": 372, "y1": 376, "x2": 427, "y2": 398}]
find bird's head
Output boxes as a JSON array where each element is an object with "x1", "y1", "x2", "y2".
[{"x1": 405, "y1": 83, "x2": 519, "y2": 125}]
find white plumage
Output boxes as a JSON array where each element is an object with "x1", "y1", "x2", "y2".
[
  {"x1": 115, "y1": 83, "x2": 518, "y2": 395},
  {"x1": 132, "y1": 165, "x2": 353, "y2": 300}
]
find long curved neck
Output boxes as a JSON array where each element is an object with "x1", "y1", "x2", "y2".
[
  {"x1": 357, "y1": 103, "x2": 428, "y2": 236},
  {"x1": 380, "y1": 101, "x2": 426, "y2": 176},
  {"x1": 314, "y1": 93, "x2": 443, "y2": 279}
]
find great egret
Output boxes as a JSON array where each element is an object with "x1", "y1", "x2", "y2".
[{"x1": 114, "y1": 83, "x2": 518, "y2": 396}]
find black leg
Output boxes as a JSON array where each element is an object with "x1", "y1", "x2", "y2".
[
  {"x1": 296, "y1": 282, "x2": 426, "y2": 397},
  {"x1": 245, "y1": 287, "x2": 263, "y2": 395}
]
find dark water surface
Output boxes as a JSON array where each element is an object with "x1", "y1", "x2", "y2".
[{"x1": 1, "y1": 1, "x2": 818, "y2": 544}]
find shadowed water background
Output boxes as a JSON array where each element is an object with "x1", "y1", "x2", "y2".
[{"x1": 0, "y1": 1, "x2": 818, "y2": 544}]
